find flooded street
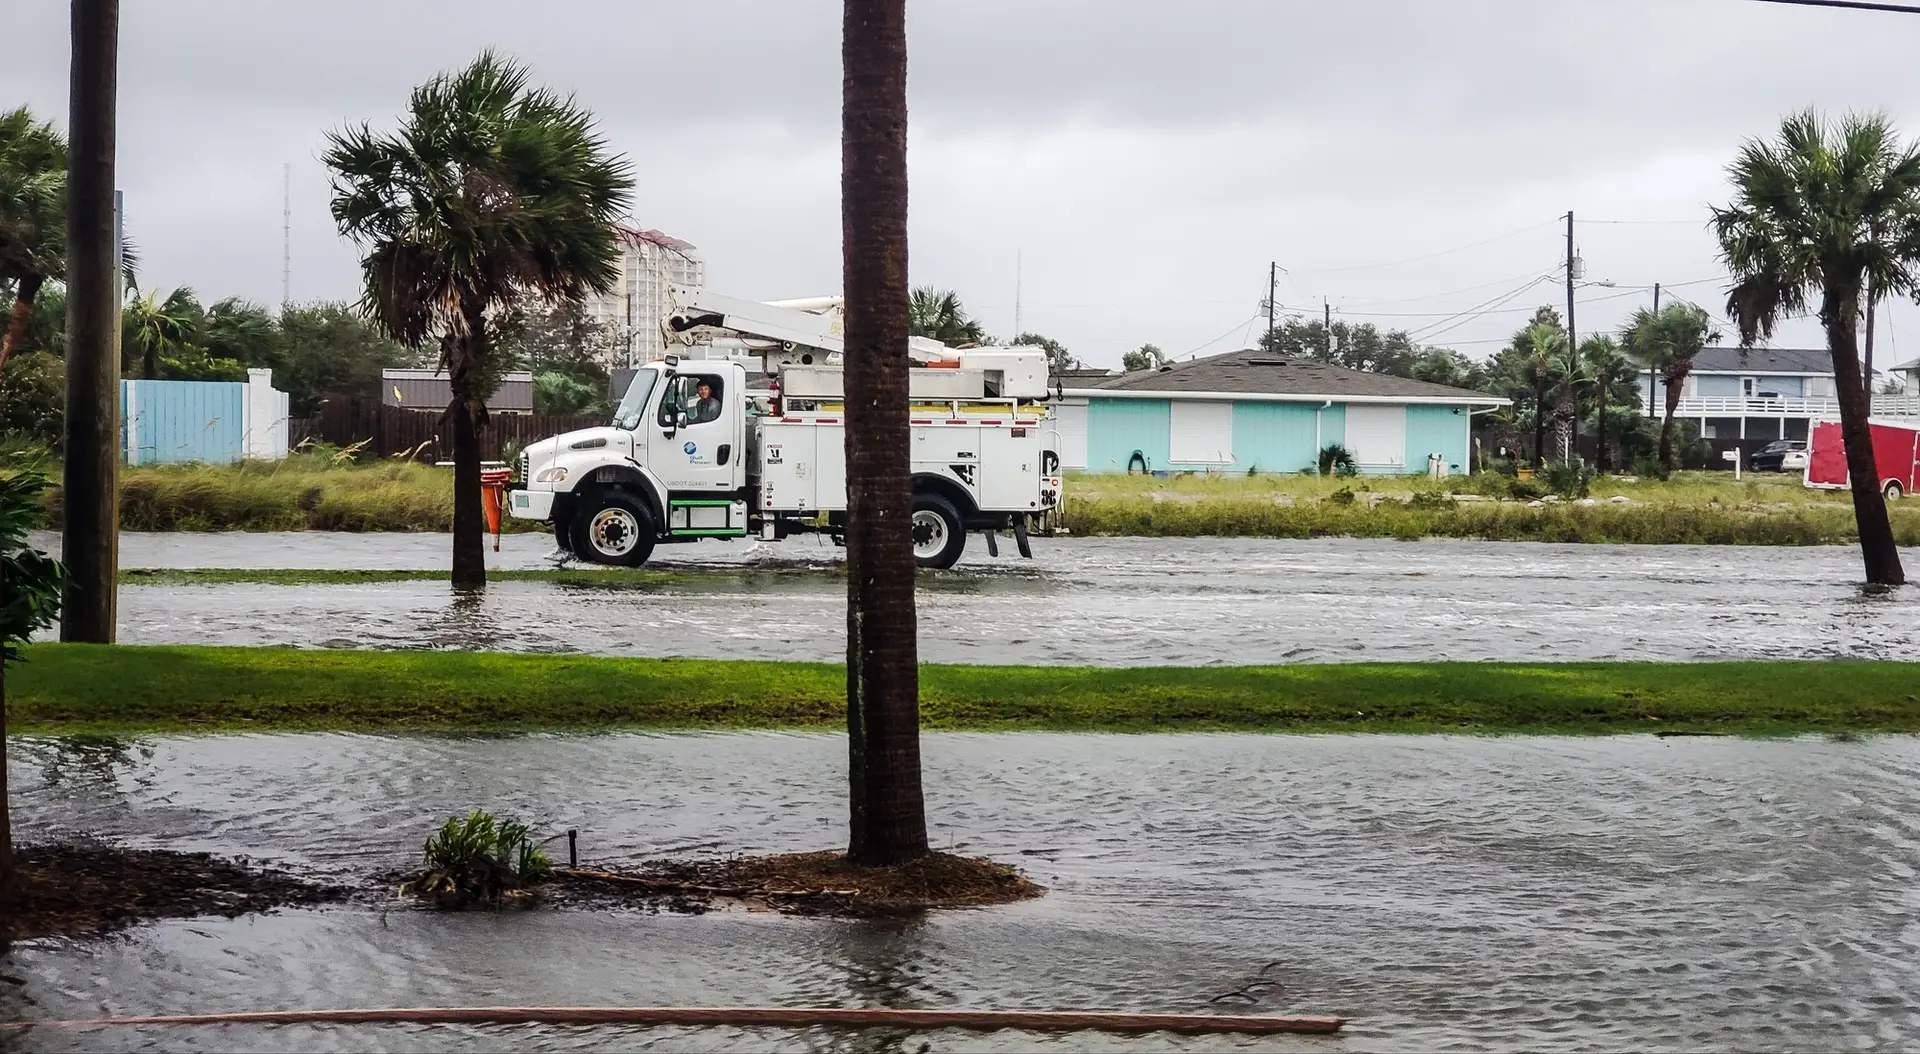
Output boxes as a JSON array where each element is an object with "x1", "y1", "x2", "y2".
[
  {"x1": 7, "y1": 730, "x2": 1920, "y2": 1051},
  {"x1": 38, "y1": 530, "x2": 1920, "y2": 664}
]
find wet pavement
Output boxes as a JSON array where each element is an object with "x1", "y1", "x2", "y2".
[{"x1": 33, "y1": 530, "x2": 1920, "y2": 665}]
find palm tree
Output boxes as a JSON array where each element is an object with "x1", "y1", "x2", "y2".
[
  {"x1": 1621, "y1": 303, "x2": 1719, "y2": 477},
  {"x1": 907, "y1": 285, "x2": 984, "y2": 346},
  {"x1": 123, "y1": 285, "x2": 200, "y2": 379},
  {"x1": 1582, "y1": 335, "x2": 1628, "y2": 471},
  {"x1": 843, "y1": 0, "x2": 929, "y2": 866},
  {"x1": 0, "y1": 106, "x2": 67, "y2": 373},
  {"x1": 325, "y1": 51, "x2": 632, "y2": 588},
  {"x1": 1547, "y1": 335, "x2": 1593, "y2": 464},
  {"x1": 1523, "y1": 322, "x2": 1565, "y2": 467},
  {"x1": 1713, "y1": 109, "x2": 1920, "y2": 587}
]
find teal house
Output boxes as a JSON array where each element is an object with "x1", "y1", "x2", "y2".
[{"x1": 1052, "y1": 348, "x2": 1506, "y2": 475}]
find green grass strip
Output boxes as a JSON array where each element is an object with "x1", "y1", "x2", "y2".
[{"x1": 9, "y1": 645, "x2": 1920, "y2": 737}]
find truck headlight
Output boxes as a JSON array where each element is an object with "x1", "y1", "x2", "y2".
[{"x1": 535, "y1": 467, "x2": 569, "y2": 483}]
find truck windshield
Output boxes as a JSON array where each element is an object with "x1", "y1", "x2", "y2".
[{"x1": 611, "y1": 369, "x2": 661, "y2": 430}]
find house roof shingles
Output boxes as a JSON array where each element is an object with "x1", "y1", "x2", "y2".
[
  {"x1": 1084, "y1": 347, "x2": 1496, "y2": 401},
  {"x1": 1683, "y1": 347, "x2": 1832, "y2": 374}
]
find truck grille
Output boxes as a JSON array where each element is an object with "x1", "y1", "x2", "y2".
[{"x1": 516, "y1": 451, "x2": 529, "y2": 484}]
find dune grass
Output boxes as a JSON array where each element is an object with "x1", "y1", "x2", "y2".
[
  {"x1": 31, "y1": 452, "x2": 547, "y2": 534},
  {"x1": 1054, "y1": 492, "x2": 1918, "y2": 544},
  {"x1": 9, "y1": 644, "x2": 1919, "y2": 736},
  {"x1": 10, "y1": 455, "x2": 1908, "y2": 544}
]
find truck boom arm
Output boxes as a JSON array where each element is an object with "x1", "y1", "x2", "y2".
[{"x1": 665, "y1": 284, "x2": 956, "y2": 365}]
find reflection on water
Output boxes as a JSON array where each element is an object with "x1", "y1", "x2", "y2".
[
  {"x1": 31, "y1": 531, "x2": 1920, "y2": 666},
  {"x1": 6, "y1": 730, "x2": 1920, "y2": 1051}
]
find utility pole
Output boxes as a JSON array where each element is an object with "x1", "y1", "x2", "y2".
[
  {"x1": 1266, "y1": 261, "x2": 1276, "y2": 352},
  {"x1": 1647, "y1": 282, "x2": 1660, "y2": 418},
  {"x1": 281, "y1": 162, "x2": 291, "y2": 311},
  {"x1": 62, "y1": 0, "x2": 121, "y2": 644},
  {"x1": 1565, "y1": 211, "x2": 1578, "y2": 463},
  {"x1": 1323, "y1": 297, "x2": 1331, "y2": 360}
]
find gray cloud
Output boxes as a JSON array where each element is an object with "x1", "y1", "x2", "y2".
[{"x1": 7, "y1": 0, "x2": 1918, "y2": 364}]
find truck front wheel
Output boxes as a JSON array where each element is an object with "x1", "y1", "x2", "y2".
[
  {"x1": 910, "y1": 494, "x2": 966, "y2": 570},
  {"x1": 570, "y1": 492, "x2": 657, "y2": 567}
]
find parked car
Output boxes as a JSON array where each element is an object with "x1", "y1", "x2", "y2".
[{"x1": 1750, "y1": 439, "x2": 1808, "y2": 473}]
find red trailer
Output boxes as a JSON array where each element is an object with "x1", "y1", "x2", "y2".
[{"x1": 1805, "y1": 417, "x2": 1920, "y2": 499}]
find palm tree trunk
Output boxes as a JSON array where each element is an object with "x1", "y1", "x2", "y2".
[
  {"x1": 1825, "y1": 288, "x2": 1905, "y2": 586},
  {"x1": 842, "y1": 0, "x2": 928, "y2": 867},
  {"x1": 0, "y1": 276, "x2": 44, "y2": 372},
  {"x1": 447, "y1": 323, "x2": 487, "y2": 590},
  {"x1": 1555, "y1": 390, "x2": 1575, "y2": 463},
  {"x1": 1659, "y1": 367, "x2": 1685, "y2": 476},
  {"x1": 141, "y1": 341, "x2": 156, "y2": 380},
  {"x1": 1596, "y1": 373, "x2": 1609, "y2": 472},
  {"x1": 1532, "y1": 373, "x2": 1547, "y2": 468}
]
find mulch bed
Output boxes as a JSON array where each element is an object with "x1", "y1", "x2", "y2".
[
  {"x1": 550, "y1": 850, "x2": 1045, "y2": 917},
  {"x1": 0, "y1": 843, "x2": 349, "y2": 942}
]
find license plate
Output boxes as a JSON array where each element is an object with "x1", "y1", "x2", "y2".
[{"x1": 513, "y1": 493, "x2": 530, "y2": 508}]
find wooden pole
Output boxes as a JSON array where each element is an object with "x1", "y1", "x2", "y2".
[
  {"x1": 60, "y1": 0, "x2": 121, "y2": 644},
  {"x1": 0, "y1": 1006, "x2": 1347, "y2": 1037}
]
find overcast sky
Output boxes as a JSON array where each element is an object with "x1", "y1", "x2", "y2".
[{"x1": 7, "y1": 0, "x2": 1920, "y2": 369}]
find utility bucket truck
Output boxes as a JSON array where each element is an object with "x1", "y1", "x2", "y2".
[{"x1": 508, "y1": 286, "x2": 1063, "y2": 569}]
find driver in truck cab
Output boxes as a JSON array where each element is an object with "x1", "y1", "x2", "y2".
[{"x1": 685, "y1": 379, "x2": 722, "y2": 424}]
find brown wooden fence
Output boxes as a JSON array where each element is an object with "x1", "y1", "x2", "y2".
[{"x1": 293, "y1": 399, "x2": 603, "y2": 462}]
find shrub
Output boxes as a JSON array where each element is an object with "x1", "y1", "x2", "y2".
[
  {"x1": 1328, "y1": 486, "x2": 1356, "y2": 506},
  {"x1": 1541, "y1": 459, "x2": 1593, "y2": 499},
  {"x1": 1317, "y1": 443, "x2": 1358, "y2": 477},
  {"x1": 399, "y1": 809, "x2": 554, "y2": 909},
  {"x1": 0, "y1": 353, "x2": 66, "y2": 448},
  {"x1": 1406, "y1": 490, "x2": 1454, "y2": 510}
]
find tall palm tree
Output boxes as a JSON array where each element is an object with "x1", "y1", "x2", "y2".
[
  {"x1": 907, "y1": 285, "x2": 984, "y2": 346},
  {"x1": 1523, "y1": 322, "x2": 1564, "y2": 467},
  {"x1": 0, "y1": 106, "x2": 67, "y2": 372},
  {"x1": 1621, "y1": 303, "x2": 1719, "y2": 477},
  {"x1": 123, "y1": 285, "x2": 200, "y2": 379},
  {"x1": 1581, "y1": 335, "x2": 1628, "y2": 472},
  {"x1": 325, "y1": 51, "x2": 632, "y2": 588},
  {"x1": 1712, "y1": 109, "x2": 1920, "y2": 586},
  {"x1": 843, "y1": 0, "x2": 929, "y2": 866}
]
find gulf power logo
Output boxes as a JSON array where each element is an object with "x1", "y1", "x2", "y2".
[{"x1": 683, "y1": 441, "x2": 698, "y2": 456}]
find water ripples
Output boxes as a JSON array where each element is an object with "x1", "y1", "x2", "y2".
[{"x1": 6, "y1": 731, "x2": 1920, "y2": 1050}]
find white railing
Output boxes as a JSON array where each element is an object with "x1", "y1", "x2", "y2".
[{"x1": 1639, "y1": 395, "x2": 1920, "y2": 418}]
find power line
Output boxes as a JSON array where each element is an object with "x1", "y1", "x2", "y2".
[
  {"x1": 1330, "y1": 266, "x2": 1564, "y2": 306},
  {"x1": 1180, "y1": 313, "x2": 1263, "y2": 359},
  {"x1": 1287, "y1": 218, "x2": 1561, "y2": 274},
  {"x1": 1749, "y1": 0, "x2": 1920, "y2": 12},
  {"x1": 1405, "y1": 274, "x2": 1558, "y2": 341}
]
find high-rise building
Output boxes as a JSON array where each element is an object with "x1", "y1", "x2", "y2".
[{"x1": 580, "y1": 225, "x2": 706, "y2": 366}]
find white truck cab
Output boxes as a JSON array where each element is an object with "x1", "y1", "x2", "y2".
[{"x1": 510, "y1": 291, "x2": 1063, "y2": 569}]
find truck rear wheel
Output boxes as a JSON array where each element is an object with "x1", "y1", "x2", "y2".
[
  {"x1": 910, "y1": 494, "x2": 966, "y2": 570},
  {"x1": 1886, "y1": 480, "x2": 1905, "y2": 501},
  {"x1": 570, "y1": 492, "x2": 657, "y2": 567}
]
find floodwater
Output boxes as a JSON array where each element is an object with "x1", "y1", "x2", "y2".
[
  {"x1": 6, "y1": 731, "x2": 1920, "y2": 1051},
  {"x1": 31, "y1": 530, "x2": 1920, "y2": 664}
]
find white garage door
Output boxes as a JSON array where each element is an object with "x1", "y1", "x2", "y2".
[
  {"x1": 1051, "y1": 402, "x2": 1088, "y2": 470},
  {"x1": 1169, "y1": 400, "x2": 1234, "y2": 464},
  {"x1": 1344, "y1": 404, "x2": 1406, "y2": 469}
]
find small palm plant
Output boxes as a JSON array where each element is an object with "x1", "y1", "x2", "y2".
[
  {"x1": 400, "y1": 809, "x2": 553, "y2": 909},
  {"x1": 1317, "y1": 443, "x2": 1358, "y2": 477}
]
